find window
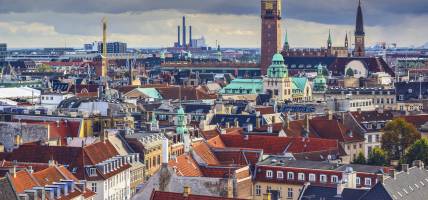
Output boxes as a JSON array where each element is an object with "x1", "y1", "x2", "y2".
[
  {"x1": 266, "y1": 170, "x2": 273, "y2": 178},
  {"x1": 89, "y1": 168, "x2": 97, "y2": 176},
  {"x1": 356, "y1": 177, "x2": 361, "y2": 185},
  {"x1": 255, "y1": 185, "x2": 261, "y2": 196},
  {"x1": 266, "y1": 186, "x2": 271, "y2": 193},
  {"x1": 368, "y1": 135, "x2": 373, "y2": 143},
  {"x1": 331, "y1": 175, "x2": 339, "y2": 183},
  {"x1": 320, "y1": 174, "x2": 327, "y2": 183},
  {"x1": 287, "y1": 188, "x2": 293, "y2": 199},
  {"x1": 287, "y1": 172, "x2": 294, "y2": 180},
  {"x1": 365, "y1": 178, "x2": 372, "y2": 186},
  {"x1": 91, "y1": 182, "x2": 97, "y2": 193},
  {"x1": 277, "y1": 171, "x2": 284, "y2": 179},
  {"x1": 298, "y1": 173, "x2": 305, "y2": 181},
  {"x1": 309, "y1": 173, "x2": 316, "y2": 182}
]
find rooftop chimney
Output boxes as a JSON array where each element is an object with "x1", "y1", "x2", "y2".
[
  {"x1": 390, "y1": 169, "x2": 397, "y2": 179},
  {"x1": 189, "y1": 25, "x2": 192, "y2": 47},
  {"x1": 177, "y1": 26, "x2": 181, "y2": 47},
  {"x1": 377, "y1": 173, "x2": 386, "y2": 184},
  {"x1": 413, "y1": 160, "x2": 425, "y2": 169},
  {"x1": 183, "y1": 186, "x2": 191, "y2": 197},
  {"x1": 182, "y1": 16, "x2": 186, "y2": 48},
  {"x1": 162, "y1": 138, "x2": 169, "y2": 164},
  {"x1": 402, "y1": 164, "x2": 409, "y2": 173}
]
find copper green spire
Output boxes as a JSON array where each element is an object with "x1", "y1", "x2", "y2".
[{"x1": 283, "y1": 30, "x2": 290, "y2": 51}]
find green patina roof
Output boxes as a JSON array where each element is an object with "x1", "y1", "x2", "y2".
[
  {"x1": 220, "y1": 79, "x2": 263, "y2": 94},
  {"x1": 272, "y1": 53, "x2": 285, "y2": 62},
  {"x1": 291, "y1": 77, "x2": 308, "y2": 91},
  {"x1": 136, "y1": 88, "x2": 163, "y2": 99}
]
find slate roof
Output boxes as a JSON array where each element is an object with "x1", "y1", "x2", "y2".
[
  {"x1": 395, "y1": 81, "x2": 428, "y2": 101},
  {"x1": 299, "y1": 185, "x2": 368, "y2": 200},
  {"x1": 209, "y1": 114, "x2": 260, "y2": 127},
  {"x1": 0, "y1": 175, "x2": 19, "y2": 200},
  {"x1": 359, "y1": 166, "x2": 428, "y2": 200}
]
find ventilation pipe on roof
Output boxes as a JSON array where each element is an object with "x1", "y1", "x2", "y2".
[{"x1": 183, "y1": 186, "x2": 191, "y2": 197}]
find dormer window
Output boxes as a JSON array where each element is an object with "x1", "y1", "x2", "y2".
[
  {"x1": 89, "y1": 168, "x2": 96, "y2": 177},
  {"x1": 408, "y1": 89, "x2": 413, "y2": 93}
]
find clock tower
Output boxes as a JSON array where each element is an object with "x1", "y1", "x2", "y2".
[
  {"x1": 354, "y1": 0, "x2": 365, "y2": 57},
  {"x1": 261, "y1": 0, "x2": 282, "y2": 75}
]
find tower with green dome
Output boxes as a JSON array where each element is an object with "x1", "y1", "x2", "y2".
[
  {"x1": 313, "y1": 64, "x2": 327, "y2": 92},
  {"x1": 176, "y1": 105, "x2": 191, "y2": 153},
  {"x1": 263, "y1": 53, "x2": 293, "y2": 101}
]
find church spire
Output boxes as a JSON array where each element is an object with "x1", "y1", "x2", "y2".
[
  {"x1": 283, "y1": 30, "x2": 290, "y2": 51},
  {"x1": 327, "y1": 29, "x2": 332, "y2": 49},
  {"x1": 345, "y1": 32, "x2": 349, "y2": 48},
  {"x1": 355, "y1": 0, "x2": 364, "y2": 36}
]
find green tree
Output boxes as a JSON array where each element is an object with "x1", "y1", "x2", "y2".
[
  {"x1": 346, "y1": 68, "x2": 354, "y2": 77},
  {"x1": 37, "y1": 64, "x2": 52, "y2": 72},
  {"x1": 353, "y1": 151, "x2": 366, "y2": 164},
  {"x1": 381, "y1": 118, "x2": 421, "y2": 160},
  {"x1": 367, "y1": 147, "x2": 387, "y2": 166},
  {"x1": 404, "y1": 138, "x2": 428, "y2": 165},
  {"x1": 322, "y1": 67, "x2": 329, "y2": 77}
]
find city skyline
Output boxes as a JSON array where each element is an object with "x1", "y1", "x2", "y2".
[{"x1": 0, "y1": 0, "x2": 427, "y2": 48}]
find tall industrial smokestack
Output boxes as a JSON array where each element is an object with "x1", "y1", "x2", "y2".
[
  {"x1": 182, "y1": 16, "x2": 186, "y2": 48},
  {"x1": 189, "y1": 25, "x2": 192, "y2": 48},
  {"x1": 177, "y1": 26, "x2": 181, "y2": 47}
]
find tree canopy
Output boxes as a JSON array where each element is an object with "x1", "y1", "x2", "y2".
[
  {"x1": 404, "y1": 138, "x2": 428, "y2": 165},
  {"x1": 353, "y1": 151, "x2": 366, "y2": 164},
  {"x1": 367, "y1": 147, "x2": 387, "y2": 166},
  {"x1": 381, "y1": 118, "x2": 421, "y2": 160}
]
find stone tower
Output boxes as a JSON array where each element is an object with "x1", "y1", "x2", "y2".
[
  {"x1": 261, "y1": 0, "x2": 282, "y2": 76},
  {"x1": 353, "y1": 0, "x2": 365, "y2": 57}
]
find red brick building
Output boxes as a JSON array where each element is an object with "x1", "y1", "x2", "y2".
[{"x1": 260, "y1": 0, "x2": 282, "y2": 75}]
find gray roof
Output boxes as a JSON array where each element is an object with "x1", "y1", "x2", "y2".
[
  {"x1": 360, "y1": 166, "x2": 428, "y2": 200},
  {"x1": 0, "y1": 175, "x2": 19, "y2": 200}
]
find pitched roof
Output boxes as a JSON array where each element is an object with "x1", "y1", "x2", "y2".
[
  {"x1": 310, "y1": 119, "x2": 365, "y2": 143},
  {"x1": 168, "y1": 154, "x2": 203, "y2": 177},
  {"x1": 191, "y1": 141, "x2": 220, "y2": 166},
  {"x1": 10, "y1": 170, "x2": 39, "y2": 193},
  {"x1": 0, "y1": 175, "x2": 19, "y2": 200},
  {"x1": 219, "y1": 134, "x2": 340, "y2": 155}
]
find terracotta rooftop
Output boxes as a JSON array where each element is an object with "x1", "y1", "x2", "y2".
[
  {"x1": 168, "y1": 154, "x2": 203, "y2": 177},
  {"x1": 191, "y1": 141, "x2": 220, "y2": 166}
]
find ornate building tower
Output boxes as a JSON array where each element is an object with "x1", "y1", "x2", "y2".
[
  {"x1": 263, "y1": 53, "x2": 292, "y2": 101},
  {"x1": 353, "y1": 0, "x2": 365, "y2": 57},
  {"x1": 283, "y1": 30, "x2": 290, "y2": 52},
  {"x1": 261, "y1": 0, "x2": 282, "y2": 75}
]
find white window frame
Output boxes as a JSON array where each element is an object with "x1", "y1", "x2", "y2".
[
  {"x1": 287, "y1": 188, "x2": 293, "y2": 198},
  {"x1": 287, "y1": 172, "x2": 294, "y2": 180},
  {"x1": 320, "y1": 174, "x2": 327, "y2": 183},
  {"x1": 298, "y1": 173, "x2": 305, "y2": 181},
  {"x1": 309, "y1": 173, "x2": 316, "y2": 182},
  {"x1": 356, "y1": 177, "x2": 361, "y2": 185},
  {"x1": 277, "y1": 171, "x2": 284, "y2": 179},
  {"x1": 365, "y1": 178, "x2": 372, "y2": 186},
  {"x1": 266, "y1": 170, "x2": 273, "y2": 178},
  {"x1": 331, "y1": 175, "x2": 339, "y2": 183},
  {"x1": 89, "y1": 168, "x2": 97, "y2": 177},
  {"x1": 91, "y1": 182, "x2": 97, "y2": 193}
]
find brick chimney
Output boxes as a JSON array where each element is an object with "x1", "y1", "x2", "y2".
[{"x1": 183, "y1": 186, "x2": 191, "y2": 197}]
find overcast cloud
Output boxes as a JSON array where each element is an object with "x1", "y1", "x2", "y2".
[{"x1": 0, "y1": 0, "x2": 427, "y2": 48}]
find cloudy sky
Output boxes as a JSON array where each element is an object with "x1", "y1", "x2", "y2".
[{"x1": 0, "y1": 0, "x2": 427, "y2": 48}]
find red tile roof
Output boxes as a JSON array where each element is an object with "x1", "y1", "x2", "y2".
[
  {"x1": 207, "y1": 135, "x2": 226, "y2": 148},
  {"x1": 200, "y1": 166, "x2": 239, "y2": 178},
  {"x1": 191, "y1": 141, "x2": 220, "y2": 166},
  {"x1": 0, "y1": 140, "x2": 121, "y2": 180},
  {"x1": 213, "y1": 148, "x2": 262, "y2": 166},
  {"x1": 16, "y1": 119, "x2": 81, "y2": 139},
  {"x1": 150, "y1": 190, "x2": 246, "y2": 200},
  {"x1": 310, "y1": 119, "x2": 365, "y2": 143},
  {"x1": 10, "y1": 170, "x2": 39, "y2": 193},
  {"x1": 168, "y1": 154, "x2": 203, "y2": 177},
  {"x1": 254, "y1": 106, "x2": 275, "y2": 115},
  {"x1": 219, "y1": 135, "x2": 340, "y2": 155},
  {"x1": 401, "y1": 115, "x2": 428, "y2": 128}
]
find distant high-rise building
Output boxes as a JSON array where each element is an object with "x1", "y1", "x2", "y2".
[
  {"x1": 354, "y1": 0, "x2": 365, "y2": 57},
  {"x1": 0, "y1": 43, "x2": 7, "y2": 62},
  {"x1": 261, "y1": 0, "x2": 282, "y2": 76},
  {"x1": 98, "y1": 42, "x2": 127, "y2": 54}
]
